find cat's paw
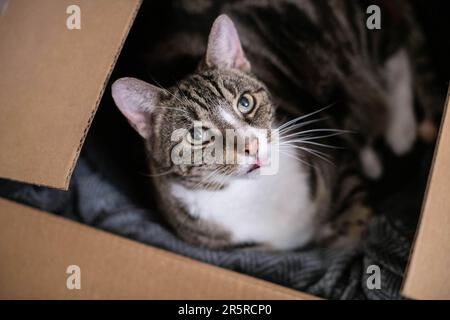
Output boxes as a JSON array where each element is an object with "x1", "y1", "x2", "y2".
[
  {"x1": 385, "y1": 110, "x2": 417, "y2": 155},
  {"x1": 324, "y1": 203, "x2": 371, "y2": 249},
  {"x1": 383, "y1": 48, "x2": 417, "y2": 155},
  {"x1": 360, "y1": 146, "x2": 383, "y2": 179}
]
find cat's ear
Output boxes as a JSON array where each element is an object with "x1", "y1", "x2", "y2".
[
  {"x1": 205, "y1": 14, "x2": 251, "y2": 72},
  {"x1": 111, "y1": 77, "x2": 164, "y2": 139}
]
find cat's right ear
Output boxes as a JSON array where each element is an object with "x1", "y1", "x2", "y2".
[
  {"x1": 205, "y1": 14, "x2": 251, "y2": 72},
  {"x1": 111, "y1": 77, "x2": 164, "y2": 139}
]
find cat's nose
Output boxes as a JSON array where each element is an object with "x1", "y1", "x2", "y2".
[{"x1": 245, "y1": 137, "x2": 259, "y2": 157}]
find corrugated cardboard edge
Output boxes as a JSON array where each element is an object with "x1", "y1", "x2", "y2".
[
  {"x1": 62, "y1": 0, "x2": 142, "y2": 190},
  {"x1": 401, "y1": 84, "x2": 450, "y2": 299},
  {"x1": 0, "y1": 198, "x2": 318, "y2": 300},
  {"x1": 0, "y1": 0, "x2": 143, "y2": 190}
]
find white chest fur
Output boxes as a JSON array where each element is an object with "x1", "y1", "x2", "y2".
[{"x1": 170, "y1": 150, "x2": 318, "y2": 250}]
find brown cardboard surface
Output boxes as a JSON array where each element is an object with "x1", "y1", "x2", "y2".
[
  {"x1": 0, "y1": 198, "x2": 316, "y2": 299},
  {"x1": 0, "y1": 0, "x2": 141, "y2": 189},
  {"x1": 402, "y1": 88, "x2": 450, "y2": 300}
]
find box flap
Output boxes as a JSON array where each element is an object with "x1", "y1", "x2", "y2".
[
  {"x1": 0, "y1": 0, "x2": 141, "y2": 189},
  {"x1": 402, "y1": 87, "x2": 450, "y2": 300},
  {"x1": 0, "y1": 198, "x2": 316, "y2": 299}
]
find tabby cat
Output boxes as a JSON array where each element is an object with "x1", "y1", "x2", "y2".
[{"x1": 111, "y1": 1, "x2": 438, "y2": 250}]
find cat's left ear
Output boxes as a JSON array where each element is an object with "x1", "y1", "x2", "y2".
[
  {"x1": 205, "y1": 14, "x2": 251, "y2": 72},
  {"x1": 111, "y1": 77, "x2": 165, "y2": 139}
]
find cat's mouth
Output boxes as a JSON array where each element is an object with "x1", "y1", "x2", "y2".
[
  {"x1": 241, "y1": 154, "x2": 272, "y2": 176},
  {"x1": 246, "y1": 163, "x2": 261, "y2": 174}
]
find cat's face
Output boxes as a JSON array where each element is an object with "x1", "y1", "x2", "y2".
[{"x1": 112, "y1": 15, "x2": 276, "y2": 186}]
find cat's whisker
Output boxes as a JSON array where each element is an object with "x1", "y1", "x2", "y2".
[
  {"x1": 154, "y1": 106, "x2": 193, "y2": 123},
  {"x1": 148, "y1": 76, "x2": 186, "y2": 106},
  {"x1": 276, "y1": 103, "x2": 335, "y2": 131},
  {"x1": 175, "y1": 81, "x2": 189, "y2": 101},
  {"x1": 164, "y1": 89, "x2": 184, "y2": 105},
  {"x1": 214, "y1": 168, "x2": 231, "y2": 191},
  {"x1": 279, "y1": 133, "x2": 349, "y2": 149},
  {"x1": 280, "y1": 140, "x2": 345, "y2": 150},
  {"x1": 211, "y1": 168, "x2": 229, "y2": 191},
  {"x1": 279, "y1": 128, "x2": 352, "y2": 141},
  {"x1": 297, "y1": 132, "x2": 349, "y2": 141},
  {"x1": 140, "y1": 168, "x2": 175, "y2": 178},
  {"x1": 304, "y1": 150, "x2": 334, "y2": 166},
  {"x1": 278, "y1": 149, "x2": 314, "y2": 169},
  {"x1": 278, "y1": 117, "x2": 328, "y2": 135},
  {"x1": 204, "y1": 167, "x2": 231, "y2": 204},
  {"x1": 203, "y1": 169, "x2": 224, "y2": 189},
  {"x1": 200, "y1": 166, "x2": 232, "y2": 191},
  {"x1": 153, "y1": 105, "x2": 190, "y2": 116},
  {"x1": 285, "y1": 143, "x2": 331, "y2": 158},
  {"x1": 282, "y1": 145, "x2": 335, "y2": 166},
  {"x1": 193, "y1": 167, "x2": 222, "y2": 190}
]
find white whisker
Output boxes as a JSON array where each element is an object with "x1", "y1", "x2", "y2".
[
  {"x1": 280, "y1": 128, "x2": 352, "y2": 141},
  {"x1": 193, "y1": 167, "x2": 222, "y2": 190},
  {"x1": 280, "y1": 144, "x2": 334, "y2": 165},
  {"x1": 277, "y1": 103, "x2": 335, "y2": 131},
  {"x1": 279, "y1": 149, "x2": 314, "y2": 168},
  {"x1": 141, "y1": 168, "x2": 175, "y2": 178},
  {"x1": 280, "y1": 140, "x2": 344, "y2": 150},
  {"x1": 278, "y1": 117, "x2": 328, "y2": 135}
]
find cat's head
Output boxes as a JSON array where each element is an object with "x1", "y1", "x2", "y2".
[{"x1": 112, "y1": 15, "x2": 276, "y2": 184}]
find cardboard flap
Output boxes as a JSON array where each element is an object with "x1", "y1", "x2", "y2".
[
  {"x1": 402, "y1": 87, "x2": 450, "y2": 300},
  {"x1": 0, "y1": 198, "x2": 316, "y2": 299},
  {"x1": 0, "y1": 0, "x2": 141, "y2": 189}
]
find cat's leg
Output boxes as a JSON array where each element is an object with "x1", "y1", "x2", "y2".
[
  {"x1": 316, "y1": 164, "x2": 371, "y2": 248},
  {"x1": 383, "y1": 49, "x2": 417, "y2": 155}
]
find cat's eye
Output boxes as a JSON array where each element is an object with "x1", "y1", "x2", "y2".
[
  {"x1": 186, "y1": 127, "x2": 211, "y2": 145},
  {"x1": 237, "y1": 93, "x2": 255, "y2": 114}
]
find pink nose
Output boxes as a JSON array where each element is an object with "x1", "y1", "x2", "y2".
[{"x1": 245, "y1": 138, "x2": 259, "y2": 157}]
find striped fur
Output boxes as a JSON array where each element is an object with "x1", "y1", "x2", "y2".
[{"x1": 111, "y1": 1, "x2": 440, "y2": 249}]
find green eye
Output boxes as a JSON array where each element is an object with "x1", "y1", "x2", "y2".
[
  {"x1": 187, "y1": 127, "x2": 211, "y2": 145},
  {"x1": 237, "y1": 93, "x2": 255, "y2": 114}
]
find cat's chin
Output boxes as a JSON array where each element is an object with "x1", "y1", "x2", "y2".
[
  {"x1": 236, "y1": 164, "x2": 262, "y2": 179},
  {"x1": 247, "y1": 163, "x2": 261, "y2": 174}
]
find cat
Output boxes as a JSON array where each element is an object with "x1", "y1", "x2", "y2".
[{"x1": 111, "y1": 1, "x2": 439, "y2": 250}]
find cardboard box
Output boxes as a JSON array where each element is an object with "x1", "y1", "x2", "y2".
[
  {"x1": 401, "y1": 91, "x2": 450, "y2": 300},
  {"x1": 0, "y1": 197, "x2": 313, "y2": 299},
  {"x1": 0, "y1": 0, "x2": 448, "y2": 299}
]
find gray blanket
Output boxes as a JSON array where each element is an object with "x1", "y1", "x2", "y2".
[{"x1": 1, "y1": 136, "x2": 429, "y2": 300}]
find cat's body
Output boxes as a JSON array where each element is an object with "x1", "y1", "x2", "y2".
[
  {"x1": 112, "y1": 1, "x2": 439, "y2": 250},
  {"x1": 169, "y1": 149, "x2": 329, "y2": 249}
]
